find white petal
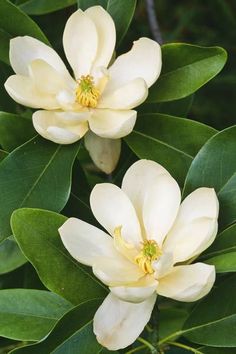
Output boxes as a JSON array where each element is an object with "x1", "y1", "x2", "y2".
[
  {"x1": 153, "y1": 252, "x2": 173, "y2": 279},
  {"x1": 29, "y1": 59, "x2": 75, "y2": 95},
  {"x1": 94, "y1": 293, "x2": 157, "y2": 350},
  {"x1": 98, "y1": 78, "x2": 148, "y2": 109},
  {"x1": 33, "y1": 110, "x2": 89, "y2": 144},
  {"x1": 85, "y1": 6, "x2": 116, "y2": 69},
  {"x1": 63, "y1": 9, "x2": 98, "y2": 77},
  {"x1": 90, "y1": 183, "x2": 142, "y2": 246},
  {"x1": 164, "y1": 188, "x2": 219, "y2": 263},
  {"x1": 143, "y1": 174, "x2": 181, "y2": 246},
  {"x1": 93, "y1": 256, "x2": 143, "y2": 286},
  {"x1": 84, "y1": 132, "x2": 121, "y2": 174},
  {"x1": 106, "y1": 37, "x2": 161, "y2": 92},
  {"x1": 156, "y1": 263, "x2": 215, "y2": 302},
  {"x1": 88, "y1": 109, "x2": 137, "y2": 138},
  {"x1": 5, "y1": 75, "x2": 59, "y2": 109},
  {"x1": 122, "y1": 160, "x2": 170, "y2": 231},
  {"x1": 59, "y1": 217, "x2": 118, "y2": 266},
  {"x1": 10, "y1": 36, "x2": 69, "y2": 76},
  {"x1": 110, "y1": 280, "x2": 158, "y2": 303}
]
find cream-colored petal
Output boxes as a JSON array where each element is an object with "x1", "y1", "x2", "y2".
[
  {"x1": 156, "y1": 263, "x2": 215, "y2": 302},
  {"x1": 98, "y1": 78, "x2": 148, "y2": 109},
  {"x1": 93, "y1": 256, "x2": 143, "y2": 286},
  {"x1": 32, "y1": 110, "x2": 89, "y2": 144},
  {"x1": 5, "y1": 75, "x2": 59, "y2": 109},
  {"x1": 63, "y1": 9, "x2": 98, "y2": 78},
  {"x1": 143, "y1": 174, "x2": 181, "y2": 246},
  {"x1": 106, "y1": 37, "x2": 161, "y2": 92},
  {"x1": 153, "y1": 252, "x2": 173, "y2": 279},
  {"x1": 85, "y1": 6, "x2": 116, "y2": 69},
  {"x1": 110, "y1": 281, "x2": 158, "y2": 303},
  {"x1": 29, "y1": 59, "x2": 75, "y2": 95},
  {"x1": 59, "y1": 217, "x2": 118, "y2": 266},
  {"x1": 89, "y1": 109, "x2": 136, "y2": 139},
  {"x1": 94, "y1": 293, "x2": 157, "y2": 350},
  {"x1": 122, "y1": 160, "x2": 170, "y2": 232},
  {"x1": 9, "y1": 36, "x2": 69, "y2": 76},
  {"x1": 164, "y1": 188, "x2": 219, "y2": 263},
  {"x1": 90, "y1": 183, "x2": 142, "y2": 246},
  {"x1": 84, "y1": 132, "x2": 121, "y2": 174}
]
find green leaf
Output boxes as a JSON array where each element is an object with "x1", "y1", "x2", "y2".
[
  {"x1": 0, "y1": 0, "x2": 49, "y2": 64},
  {"x1": 0, "y1": 149, "x2": 8, "y2": 162},
  {"x1": 11, "y1": 208, "x2": 107, "y2": 304},
  {"x1": 148, "y1": 44, "x2": 227, "y2": 103},
  {"x1": 125, "y1": 113, "x2": 217, "y2": 186},
  {"x1": 106, "y1": 0, "x2": 137, "y2": 46},
  {"x1": 201, "y1": 224, "x2": 236, "y2": 260},
  {"x1": 205, "y1": 252, "x2": 236, "y2": 273},
  {"x1": 20, "y1": 0, "x2": 76, "y2": 15},
  {"x1": 199, "y1": 348, "x2": 233, "y2": 354},
  {"x1": 10, "y1": 299, "x2": 102, "y2": 354},
  {"x1": 159, "y1": 308, "x2": 189, "y2": 341},
  {"x1": 183, "y1": 126, "x2": 236, "y2": 229},
  {"x1": 77, "y1": 0, "x2": 136, "y2": 46},
  {"x1": 182, "y1": 275, "x2": 236, "y2": 347},
  {"x1": 0, "y1": 136, "x2": 80, "y2": 241},
  {"x1": 0, "y1": 289, "x2": 72, "y2": 341},
  {"x1": 0, "y1": 238, "x2": 26, "y2": 274},
  {"x1": 0, "y1": 112, "x2": 35, "y2": 152}
]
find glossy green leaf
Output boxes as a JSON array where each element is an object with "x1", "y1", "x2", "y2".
[
  {"x1": 11, "y1": 208, "x2": 107, "y2": 304},
  {"x1": 0, "y1": 112, "x2": 35, "y2": 151},
  {"x1": 0, "y1": 149, "x2": 8, "y2": 162},
  {"x1": 125, "y1": 113, "x2": 217, "y2": 186},
  {"x1": 183, "y1": 126, "x2": 236, "y2": 229},
  {"x1": 0, "y1": 136, "x2": 80, "y2": 241},
  {"x1": 148, "y1": 44, "x2": 227, "y2": 103},
  {"x1": 183, "y1": 275, "x2": 236, "y2": 347},
  {"x1": 0, "y1": 0, "x2": 49, "y2": 64},
  {"x1": 199, "y1": 348, "x2": 233, "y2": 354},
  {"x1": 201, "y1": 224, "x2": 236, "y2": 260},
  {"x1": 78, "y1": 0, "x2": 136, "y2": 46},
  {"x1": 159, "y1": 308, "x2": 189, "y2": 341},
  {"x1": 10, "y1": 299, "x2": 102, "y2": 354},
  {"x1": 205, "y1": 252, "x2": 236, "y2": 273},
  {"x1": 0, "y1": 238, "x2": 26, "y2": 274},
  {"x1": 0, "y1": 289, "x2": 72, "y2": 341},
  {"x1": 20, "y1": 0, "x2": 76, "y2": 14}
]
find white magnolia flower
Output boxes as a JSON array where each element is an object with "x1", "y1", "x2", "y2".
[
  {"x1": 59, "y1": 159, "x2": 219, "y2": 350},
  {"x1": 4, "y1": 6, "x2": 161, "y2": 173}
]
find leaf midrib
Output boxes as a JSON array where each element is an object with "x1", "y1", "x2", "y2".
[{"x1": 131, "y1": 130, "x2": 193, "y2": 159}]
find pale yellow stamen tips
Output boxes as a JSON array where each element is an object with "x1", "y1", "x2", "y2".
[
  {"x1": 75, "y1": 75, "x2": 100, "y2": 108},
  {"x1": 135, "y1": 240, "x2": 162, "y2": 274}
]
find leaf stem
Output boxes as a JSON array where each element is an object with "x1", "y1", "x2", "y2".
[
  {"x1": 168, "y1": 341, "x2": 203, "y2": 354},
  {"x1": 138, "y1": 337, "x2": 158, "y2": 353}
]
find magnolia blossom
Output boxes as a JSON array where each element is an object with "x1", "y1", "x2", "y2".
[
  {"x1": 59, "y1": 159, "x2": 219, "y2": 350},
  {"x1": 4, "y1": 6, "x2": 161, "y2": 173}
]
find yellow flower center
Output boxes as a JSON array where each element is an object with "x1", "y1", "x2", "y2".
[
  {"x1": 135, "y1": 240, "x2": 162, "y2": 274},
  {"x1": 75, "y1": 75, "x2": 100, "y2": 108}
]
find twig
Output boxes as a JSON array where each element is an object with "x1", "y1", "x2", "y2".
[{"x1": 145, "y1": 0, "x2": 163, "y2": 44}]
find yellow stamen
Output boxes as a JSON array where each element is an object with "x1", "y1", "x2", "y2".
[
  {"x1": 75, "y1": 75, "x2": 100, "y2": 108},
  {"x1": 135, "y1": 240, "x2": 162, "y2": 274}
]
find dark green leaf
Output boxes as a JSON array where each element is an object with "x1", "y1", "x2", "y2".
[
  {"x1": 11, "y1": 208, "x2": 107, "y2": 304},
  {"x1": 20, "y1": 0, "x2": 76, "y2": 15},
  {"x1": 183, "y1": 275, "x2": 236, "y2": 347},
  {"x1": 0, "y1": 289, "x2": 72, "y2": 341},
  {"x1": 0, "y1": 238, "x2": 26, "y2": 274},
  {"x1": 0, "y1": 112, "x2": 35, "y2": 152},
  {"x1": 0, "y1": 149, "x2": 8, "y2": 162},
  {"x1": 205, "y1": 252, "x2": 236, "y2": 273},
  {"x1": 183, "y1": 126, "x2": 236, "y2": 229},
  {"x1": 148, "y1": 44, "x2": 227, "y2": 103},
  {"x1": 125, "y1": 113, "x2": 217, "y2": 186},
  {"x1": 10, "y1": 299, "x2": 102, "y2": 354},
  {"x1": 201, "y1": 224, "x2": 236, "y2": 260},
  {"x1": 0, "y1": 0, "x2": 49, "y2": 64},
  {"x1": 0, "y1": 136, "x2": 80, "y2": 241},
  {"x1": 77, "y1": 0, "x2": 107, "y2": 10},
  {"x1": 159, "y1": 308, "x2": 189, "y2": 341}
]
